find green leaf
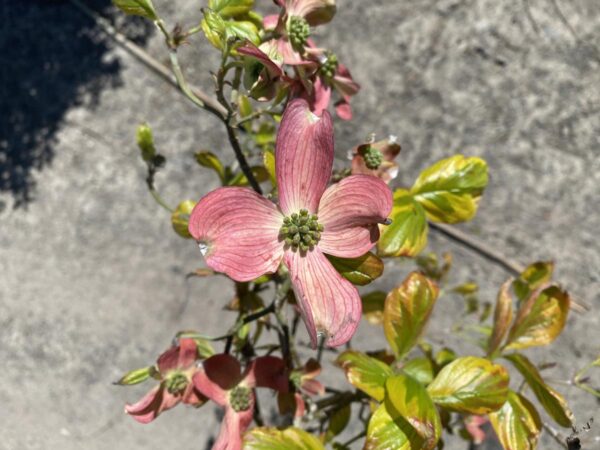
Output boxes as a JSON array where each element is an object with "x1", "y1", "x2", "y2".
[
  {"x1": 489, "y1": 391, "x2": 542, "y2": 450},
  {"x1": 114, "y1": 366, "x2": 156, "y2": 385},
  {"x1": 263, "y1": 150, "x2": 276, "y2": 187},
  {"x1": 410, "y1": 155, "x2": 488, "y2": 223},
  {"x1": 361, "y1": 291, "x2": 387, "y2": 325},
  {"x1": 365, "y1": 403, "x2": 410, "y2": 450},
  {"x1": 324, "y1": 405, "x2": 351, "y2": 443},
  {"x1": 434, "y1": 348, "x2": 457, "y2": 368},
  {"x1": 504, "y1": 285, "x2": 570, "y2": 351},
  {"x1": 383, "y1": 272, "x2": 439, "y2": 359},
  {"x1": 227, "y1": 166, "x2": 269, "y2": 186},
  {"x1": 171, "y1": 200, "x2": 196, "y2": 239},
  {"x1": 113, "y1": 0, "x2": 157, "y2": 20},
  {"x1": 208, "y1": 0, "x2": 254, "y2": 18},
  {"x1": 195, "y1": 151, "x2": 225, "y2": 183},
  {"x1": 201, "y1": 9, "x2": 227, "y2": 49},
  {"x1": 225, "y1": 20, "x2": 260, "y2": 45},
  {"x1": 402, "y1": 358, "x2": 434, "y2": 386},
  {"x1": 244, "y1": 427, "x2": 324, "y2": 450},
  {"x1": 513, "y1": 261, "x2": 554, "y2": 302},
  {"x1": 193, "y1": 338, "x2": 215, "y2": 359},
  {"x1": 336, "y1": 351, "x2": 393, "y2": 401},
  {"x1": 427, "y1": 356, "x2": 509, "y2": 414},
  {"x1": 385, "y1": 374, "x2": 441, "y2": 449},
  {"x1": 377, "y1": 190, "x2": 428, "y2": 257},
  {"x1": 487, "y1": 279, "x2": 514, "y2": 357},
  {"x1": 504, "y1": 353, "x2": 573, "y2": 427},
  {"x1": 136, "y1": 123, "x2": 156, "y2": 162},
  {"x1": 326, "y1": 252, "x2": 384, "y2": 286}
]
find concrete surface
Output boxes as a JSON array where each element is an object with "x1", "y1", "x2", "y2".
[{"x1": 1, "y1": 0, "x2": 599, "y2": 449}]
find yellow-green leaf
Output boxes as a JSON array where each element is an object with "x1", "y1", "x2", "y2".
[
  {"x1": 504, "y1": 285, "x2": 570, "y2": 351},
  {"x1": 201, "y1": 9, "x2": 227, "y2": 49},
  {"x1": 228, "y1": 166, "x2": 269, "y2": 186},
  {"x1": 336, "y1": 351, "x2": 393, "y2": 401},
  {"x1": 410, "y1": 155, "x2": 488, "y2": 224},
  {"x1": 377, "y1": 190, "x2": 428, "y2": 257},
  {"x1": 326, "y1": 252, "x2": 384, "y2": 286},
  {"x1": 208, "y1": 0, "x2": 254, "y2": 18},
  {"x1": 383, "y1": 272, "x2": 439, "y2": 359},
  {"x1": 324, "y1": 404, "x2": 351, "y2": 443},
  {"x1": 489, "y1": 390, "x2": 542, "y2": 450},
  {"x1": 385, "y1": 374, "x2": 441, "y2": 449},
  {"x1": 402, "y1": 357, "x2": 434, "y2": 386},
  {"x1": 365, "y1": 403, "x2": 410, "y2": 450},
  {"x1": 244, "y1": 427, "x2": 324, "y2": 450},
  {"x1": 136, "y1": 123, "x2": 156, "y2": 162},
  {"x1": 263, "y1": 150, "x2": 276, "y2": 187},
  {"x1": 427, "y1": 356, "x2": 509, "y2": 414},
  {"x1": 513, "y1": 261, "x2": 554, "y2": 302},
  {"x1": 225, "y1": 20, "x2": 260, "y2": 45},
  {"x1": 113, "y1": 0, "x2": 158, "y2": 20},
  {"x1": 114, "y1": 366, "x2": 157, "y2": 385},
  {"x1": 504, "y1": 353, "x2": 573, "y2": 427},
  {"x1": 488, "y1": 279, "x2": 514, "y2": 357},
  {"x1": 195, "y1": 151, "x2": 225, "y2": 182},
  {"x1": 171, "y1": 200, "x2": 196, "y2": 239},
  {"x1": 361, "y1": 291, "x2": 387, "y2": 325},
  {"x1": 193, "y1": 338, "x2": 215, "y2": 359}
]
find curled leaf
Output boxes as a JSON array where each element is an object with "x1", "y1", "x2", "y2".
[
  {"x1": 504, "y1": 353, "x2": 573, "y2": 427},
  {"x1": 114, "y1": 366, "x2": 157, "y2": 385},
  {"x1": 489, "y1": 391, "x2": 542, "y2": 450},
  {"x1": 513, "y1": 261, "x2": 554, "y2": 301},
  {"x1": 244, "y1": 426, "x2": 325, "y2": 450},
  {"x1": 113, "y1": 0, "x2": 158, "y2": 20},
  {"x1": 504, "y1": 285, "x2": 570, "y2": 351},
  {"x1": 383, "y1": 272, "x2": 439, "y2": 359},
  {"x1": 487, "y1": 279, "x2": 514, "y2": 357},
  {"x1": 326, "y1": 252, "x2": 384, "y2": 286}
]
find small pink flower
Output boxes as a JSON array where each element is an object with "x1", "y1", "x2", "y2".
[
  {"x1": 125, "y1": 338, "x2": 205, "y2": 424},
  {"x1": 193, "y1": 354, "x2": 288, "y2": 450},
  {"x1": 351, "y1": 136, "x2": 402, "y2": 184},
  {"x1": 288, "y1": 358, "x2": 325, "y2": 418},
  {"x1": 465, "y1": 415, "x2": 488, "y2": 444},
  {"x1": 189, "y1": 99, "x2": 392, "y2": 347}
]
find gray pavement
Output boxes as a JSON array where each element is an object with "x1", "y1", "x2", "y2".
[{"x1": 1, "y1": 0, "x2": 599, "y2": 449}]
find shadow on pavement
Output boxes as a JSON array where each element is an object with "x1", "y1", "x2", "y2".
[{"x1": 0, "y1": 0, "x2": 153, "y2": 208}]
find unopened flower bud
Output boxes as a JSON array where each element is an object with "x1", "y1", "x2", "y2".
[{"x1": 288, "y1": 16, "x2": 310, "y2": 49}]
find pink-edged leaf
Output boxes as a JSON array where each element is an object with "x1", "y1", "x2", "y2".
[
  {"x1": 246, "y1": 356, "x2": 289, "y2": 392},
  {"x1": 125, "y1": 385, "x2": 180, "y2": 424},
  {"x1": 284, "y1": 248, "x2": 361, "y2": 348},
  {"x1": 213, "y1": 405, "x2": 254, "y2": 450},
  {"x1": 276, "y1": 99, "x2": 334, "y2": 215},
  {"x1": 193, "y1": 354, "x2": 243, "y2": 405},
  {"x1": 318, "y1": 175, "x2": 393, "y2": 258},
  {"x1": 237, "y1": 42, "x2": 284, "y2": 79},
  {"x1": 263, "y1": 14, "x2": 280, "y2": 31},
  {"x1": 188, "y1": 187, "x2": 284, "y2": 282}
]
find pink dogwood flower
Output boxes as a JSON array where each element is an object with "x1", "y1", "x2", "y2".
[
  {"x1": 351, "y1": 136, "x2": 402, "y2": 184},
  {"x1": 193, "y1": 354, "x2": 288, "y2": 450},
  {"x1": 188, "y1": 99, "x2": 392, "y2": 347},
  {"x1": 125, "y1": 338, "x2": 205, "y2": 423}
]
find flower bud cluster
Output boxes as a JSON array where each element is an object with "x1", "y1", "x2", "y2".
[
  {"x1": 288, "y1": 16, "x2": 310, "y2": 49},
  {"x1": 362, "y1": 145, "x2": 383, "y2": 169},
  {"x1": 229, "y1": 386, "x2": 252, "y2": 412},
  {"x1": 280, "y1": 209, "x2": 324, "y2": 252}
]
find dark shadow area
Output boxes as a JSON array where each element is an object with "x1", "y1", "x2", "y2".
[{"x1": 0, "y1": 0, "x2": 154, "y2": 207}]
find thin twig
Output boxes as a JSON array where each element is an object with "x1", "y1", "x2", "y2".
[
  {"x1": 429, "y1": 222, "x2": 589, "y2": 313},
  {"x1": 69, "y1": 0, "x2": 227, "y2": 119}
]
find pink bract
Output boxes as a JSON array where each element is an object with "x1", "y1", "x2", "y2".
[
  {"x1": 193, "y1": 354, "x2": 288, "y2": 450},
  {"x1": 125, "y1": 338, "x2": 205, "y2": 424},
  {"x1": 189, "y1": 99, "x2": 392, "y2": 347}
]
